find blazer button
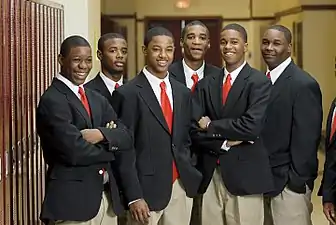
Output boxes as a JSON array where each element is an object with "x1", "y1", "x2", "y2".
[{"x1": 98, "y1": 169, "x2": 104, "y2": 175}]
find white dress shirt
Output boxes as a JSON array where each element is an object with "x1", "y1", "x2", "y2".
[
  {"x1": 266, "y1": 57, "x2": 291, "y2": 84},
  {"x1": 55, "y1": 73, "x2": 84, "y2": 98},
  {"x1": 182, "y1": 59, "x2": 205, "y2": 89},
  {"x1": 100, "y1": 72, "x2": 123, "y2": 95},
  {"x1": 221, "y1": 61, "x2": 247, "y2": 151},
  {"x1": 143, "y1": 67, "x2": 173, "y2": 110}
]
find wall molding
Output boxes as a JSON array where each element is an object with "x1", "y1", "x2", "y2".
[{"x1": 275, "y1": 4, "x2": 336, "y2": 18}]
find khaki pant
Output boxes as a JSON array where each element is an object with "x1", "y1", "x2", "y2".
[
  {"x1": 52, "y1": 192, "x2": 117, "y2": 225},
  {"x1": 127, "y1": 179, "x2": 193, "y2": 225},
  {"x1": 202, "y1": 168, "x2": 264, "y2": 225},
  {"x1": 264, "y1": 186, "x2": 313, "y2": 225}
]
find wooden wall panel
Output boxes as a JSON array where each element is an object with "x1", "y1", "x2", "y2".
[{"x1": 0, "y1": 1, "x2": 64, "y2": 224}]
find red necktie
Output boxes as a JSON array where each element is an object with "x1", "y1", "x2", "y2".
[
  {"x1": 191, "y1": 73, "x2": 199, "y2": 92},
  {"x1": 78, "y1": 86, "x2": 91, "y2": 117},
  {"x1": 331, "y1": 110, "x2": 336, "y2": 142},
  {"x1": 115, "y1": 83, "x2": 120, "y2": 89},
  {"x1": 222, "y1": 74, "x2": 232, "y2": 104},
  {"x1": 160, "y1": 81, "x2": 179, "y2": 182},
  {"x1": 266, "y1": 72, "x2": 271, "y2": 79}
]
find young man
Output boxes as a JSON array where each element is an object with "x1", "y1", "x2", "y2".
[
  {"x1": 193, "y1": 23, "x2": 273, "y2": 225},
  {"x1": 111, "y1": 27, "x2": 202, "y2": 225},
  {"x1": 169, "y1": 20, "x2": 220, "y2": 91},
  {"x1": 84, "y1": 32, "x2": 128, "y2": 225},
  {"x1": 169, "y1": 20, "x2": 220, "y2": 225},
  {"x1": 36, "y1": 35, "x2": 133, "y2": 225},
  {"x1": 85, "y1": 33, "x2": 127, "y2": 105},
  {"x1": 260, "y1": 25, "x2": 322, "y2": 225},
  {"x1": 319, "y1": 98, "x2": 336, "y2": 225}
]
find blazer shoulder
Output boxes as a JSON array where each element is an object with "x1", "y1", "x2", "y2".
[
  {"x1": 84, "y1": 75, "x2": 100, "y2": 89},
  {"x1": 248, "y1": 66, "x2": 270, "y2": 83},
  {"x1": 206, "y1": 63, "x2": 221, "y2": 73},
  {"x1": 291, "y1": 65, "x2": 319, "y2": 87},
  {"x1": 171, "y1": 78, "x2": 191, "y2": 95},
  {"x1": 169, "y1": 61, "x2": 182, "y2": 71}
]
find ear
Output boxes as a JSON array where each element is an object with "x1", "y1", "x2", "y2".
[
  {"x1": 142, "y1": 45, "x2": 147, "y2": 55},
  {"x1": 180, "y1": 38, "x2": 184, "y2": 48},
  {"x1": 58, "y1": 54, "x2": 64, "y2": 66},
  {"x1": 97, "y1": 50, "x2": 103, "y2": 61},
  {"x1": 288, "y1": 43, "x2": 292, "y2": 54},
  {"x1": 243, "y1": 43, "x2": 248, "y2": 53},
  {"x1": 207, "y1": 41, "x2": 211, "y2": 49}
]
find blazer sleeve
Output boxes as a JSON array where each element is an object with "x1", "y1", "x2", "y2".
[
  {"x1": 111, "y1": 89, "x2": 144, "y2": 203},
  {"x1": 208, "y1": 77, "x2": 272, "y2": 141},
  {"x1": 321, "y1": 146, "x2": 336, "y2": 203},
  {"x1": 36, "y1": 97, "x2": 116, "y2": 166},
  {"x1": 190, "y1": 83, "x2": 225, "y2": 155},
  {"x1": 97, "y1": 97, "x2": 133, "y2": 152},
  {"x1": 288, "y1": 81, "x2": 322, "y2": 192}
]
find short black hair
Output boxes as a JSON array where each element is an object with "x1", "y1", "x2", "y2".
[
  {"x1": 144, "y1": 26, "x2": 174, "y2": 47},
  {"x1": 181, "y1": 20, "x2": 209, "y2": 39},
  {"x1": 222, "y1": 23, "x2": 247, "y2": 43},
  {"x1": 267, "y1": 25, "x2": 292, "y2": 43},
  {"x1": 98, "y1": 33, "x2": 126, "y2": 51},
  {"x1": 60, "y1": 35, "x2": 90, "y2": 57}
]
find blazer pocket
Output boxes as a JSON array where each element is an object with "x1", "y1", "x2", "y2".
[{"x1": 49, "y1": 167, "x2": 84, "y2": 181}]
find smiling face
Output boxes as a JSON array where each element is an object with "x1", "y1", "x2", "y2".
[
  {"x1": 220, "y1": 29, "x2": 247, "y2": 72},
  {"x1": 142, "y1": 35, "x2": 175, "y2": 79},
  {"x1": 58, "y1": 46, "x2": 92, "y2": 85},
  {"x1": 261, "y1": 28, "x2": 291, "y2": 70},
  {"x1": 181, "y1": 24, "x2": 210, "y2": 62}
]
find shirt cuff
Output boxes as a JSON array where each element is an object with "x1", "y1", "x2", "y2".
[
  {"x1": 128, "y1": 199, "x2": 141, "y2": 206},
  {"x1": 221, "y1": 140, "x2": 230, "y2": 151}
]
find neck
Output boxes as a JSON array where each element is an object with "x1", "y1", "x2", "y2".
[
  {"x1": 184, "y1": 58, "x2": 203, "y2": 71},
  {"x1": 101, "y1": 68, "x2": 122, "y2": 82},
  {"x1": 226, "y1": 59, "x2": 245, "y2": 73},
  {"x1": 146, "y1": 66, "x2": 167, "y2": 79}
]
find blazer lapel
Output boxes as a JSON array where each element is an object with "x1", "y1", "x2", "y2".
[
  {"x1": 208, "y1": 69, "x2": 224, "y2": 119},
  {"x1": 222, "y1": 64, "x2": 250, "y2": 114},
  {"x1": 268, "y1": 62, "x2": 293, "y2": 104},
  {"x1": 137, "y1": 73, "x2": 170, "y2": 133},
  {"x1": 53, "y1": 79, "x2": 92, "y2": 127},
  {"x1": 170, "y1": 61, "x2": 187, "y2": 85},
  {"x1": 86, "y1": 89, "x2": 100, "y2": 128},
  {"x1": 93, "y1": 74, "x2": 113, "y2": 102},
  {"x1": 171, "y1": 78, "x2": 183, "y2": 139}
]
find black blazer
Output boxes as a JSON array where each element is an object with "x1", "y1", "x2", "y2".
[
  {"x1": 85, "y1": 72, "x2": 127, "y2": 106},
  {"x1": 111, "y1": 72, "x2": 203, "y2": 211},
  {"x1": 192, "y1": 63, "x2": 274, "y2": 195},
  {"x1": 169, "y1": 60, "x2": 220, "y2": 85},
  {"x1": 318, "y1": 98, "x2": 336, "y2": 203},
  {"x1": 36, "y1": 78, "x2": 133, "y2": 222},
  {"x1": 261, "y1": 62, "x2": 322, "y2": 196}
]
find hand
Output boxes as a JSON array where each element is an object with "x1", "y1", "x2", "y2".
[
  {"x1": 323, "y1": 202, "x2": 336, "y2": 224},
  {"x1": 129, "y1": 199, "x2": 150, "y2": 224},
  {"x1": 198, "y1": 116, "x2": 211, "y2": 130},
  {"x1": 80, "y1": 129, "x2": 104, "y2": 144},
  {"x1": 227, "y1": 140, "x2": 243, "y2": 147},
  {"x1": 106, "y1": 120, "x2": 117, "y2": 129}
]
